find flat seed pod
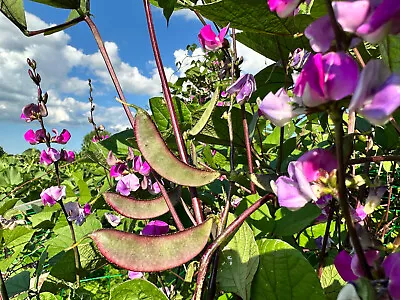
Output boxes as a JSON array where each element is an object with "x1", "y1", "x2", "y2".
[
  {"x1": 135, "y1": 110, "x2": 220, "y2": 187},
  {"x1": 90, "y1": 218, "x2": 214, "y2": 272},
  {"x1": 103, "y1": 187, "x2": 181, "y2": 219}
]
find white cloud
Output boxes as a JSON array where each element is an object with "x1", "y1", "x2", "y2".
[
  {"x1": 0, "y1": 12, "x2": 177, "y2": 130},
  {"x1": 236, "y1": 42, "x2": 273, "y2": 74}
]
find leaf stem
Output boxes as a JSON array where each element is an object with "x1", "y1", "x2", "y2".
[
  {"x1": 84, "y1": 16, "x2": 136, "y2": 129},
  {"x1": 142, "y1": 0, "x2": 204, "y2": 223},
  {"x1": 194, "y1": 193, "x2": 274, "y2": 300},
  {"x1": 332, "y1": 110, "x2": 372, "y2": 279},
  {"x1": 0, "y1": 270, "x2": 9, "y2": 300},
  {"x1": 27, "y1": 16, "x2": 85, "y2": 37}
]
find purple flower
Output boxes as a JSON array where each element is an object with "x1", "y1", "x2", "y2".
[
  {"x1": 60, "y1": 150, "x2": 75, "y2": 162},
  {"x1": 106, "y1": 151, "x2": 118, "y2": 166},
  {"x1": 290, "y1": 48, "x2": 312, "y2": 69},
  {"x1": 334, "y1": 250, "x2": 380, "y2": 282},
  {"x1": 226, "y1": 74, "x2": 256, "y2": 105},
  {"x1": 21, "y1": 103, "x2": 40, "y2": 122},
  {"x1": 148, "y1": 179, "x2": 161, "y2": 195},
  {"x1": 40, "y1": 186, "x2": 66, "y2": 206},
  {"x1": 141, "y1": 220, "x2": 169, "y2": 236},
  {"x1": 198, "y1": 24, "x2": 229, "y2": 51},
  {"x1": 352, "y1": 204, "x2": 367, "y2": 222},
  {"x1": 133, "y1": 156, "x2": 151, "y2": 176},
  {"x1": 294, "y1": 52, "x2": 359, "y2": 107},
  {"x1": 273, "y1": 149, "x2": 337, "y2": 210},
  {"x1": 305, "y1": 0, "x2": 400, "y2": 52},
  {"x1": 116, "y1": 174, "x2": 140, "y2": 196},
  {"x1": 40, "y1": 148, "x2": 60, "y2": 166},
  {"x1": 64, "y1": 201, "x2": 91, "y2": 226},
  {"x1": 268, "y1": 0, "x2": 302, "y2": 18},
  {"x1": 258, "y1": 88, "x2": 304, "y2": 127},
  {"x1": 51, "y1": 129, "x2": 71, "y2": 144},
  {"x1": 383, "y1": 252, "x2": 400, "y2": 299},
  {"x1": 110, "y1": 163, "x2": 128, "y2": 180},
  {"x1": 128, "y1": 271, "x2": 144, "y2": 280},
  {"x1": 104, "y1": 212, "x2": 121, "y2": 227},
  {"x1": 349, "y1": 59, "x2": 400, "y2": 125},
  {"x1": 24, "y1": 129, "x2": 46, "y2": 145}
]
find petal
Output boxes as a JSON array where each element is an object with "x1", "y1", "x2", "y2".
[
  {"x1": 291, "y1": 162, "x2": 318, "y2": 201},
  {"x1": 350, "y1": 59, "x2": 391, "y2": 112},
  {"x1": 357, "y1": 0, "x2": 400, "y2": 35},
  {"x1": 141, "y1": 220, "x2": 169, "y2": 236},
  {"x1": 269, "y1": 0, "x2": 302, "y2": 18},
  {"x1": 383, "y1": 252, "x2": 400, "y2": 278},
  {"x1": 333, "y1": 1, "x2": 370, "y2": 32},
  {"x1": 359, "y1": 74, "x2": 400, "y2": 125},
  {"x1": 57, "y1": 129, "x2": 71, "y2": 144},
  {"x1": 351, "y1": 250, "x2": 380, "y2": 277},
  {"x1": 275, "y1": 176, "x2": 310, "y2": 210},
  {"x1": 126, "y1": 173, "x2": 140, "y2": 192},
  {"x1": 388, "y1": 262, "x2": 400, "y2": 300},
  {"x1": 40, "y1": 150, "x2": 53, "y2": 165},
  {"x1": 107, "y1": 151, "x2": 118, "y2": 166},
  {"x1": 128, "y1": 271, "x2": 144, "y2": 280},
  {"x1": 305, "y1": 16, "x2": 335, "y2": 53},
  {"x1": 334, "y1": 250, "x2": 358, "y2": 281},
  {"x1": 140, "y1": 161, "x2": 151, "y2": 176},
  {"x1": 259, "y1": 89, "x2": 300, "y2": 127},
  {"x1": 24, "y1": 129, "x2": 37, "y2": 144},
  {"x1": 226, "y1": 74, "x2": 249, "y2": 94},
  {"x1": 105, "y1": 213, "x2": 121, "y2": 227},
  {"x1": 116, "y1": 179, "x2": 130, "y2": 196},
  {"x1": 297, "y1": 148, "x2": 337, "y2": 181},
  {"x1": 218, "y1": 23, "x2": 230, "y2": 41},
  {"x1": 323, "y1": 52, "x2": 359, "y2": 101}
]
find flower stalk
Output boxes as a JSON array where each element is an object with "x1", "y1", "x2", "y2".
[
  {"x1": 332, "y1": 110, "x2": 372, "y2": 279},
  {"x1": 142, "y1": 0, "x2": 204, "y2": 223}
]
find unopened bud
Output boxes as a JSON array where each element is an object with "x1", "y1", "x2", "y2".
[
  {"x1": 39, "y1": 102, "x2": 48, "y2": 118},
  {"x1": 98, "y1": 124, "x2": 105, "y2": 131},
  {"x1": 42, "y1": 92, "x2": 48, "y2": 104},
  {"x1": 36, "y1": 73, "x2": 41, "y2": 84},
  {"x1": 31, "y1": 59, "x2": 37, "y2": 70}
]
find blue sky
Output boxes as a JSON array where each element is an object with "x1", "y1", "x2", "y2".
[{"x1": 0, "y1": 1, "x2": 268, "y2": 154}]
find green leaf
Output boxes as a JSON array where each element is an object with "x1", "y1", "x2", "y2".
[
  {"x1": 135, "y1": 109, "x2": 220, "y2": 187},
  {"x1": 110, "y1": 279, "x2": 168, "y2": 300},
  {"x1": 188, "y1": 87, "x2": 219, "y2": 136},
  {"x1": 35, "y1": 247, "x2": 48, "y2": 291},
  {"x1": 217, "y1": 214, "x2": 259, "y2": 300},
  {"x1": 29, "y1": 0, "x2": 80, "y2": 9},
  {"x1": 251, "y1": 239, "x2": 325, "y2": 299},
  {"x1": 0, "y1": 0, "x2": 27, "y2": 32},
  {"x1": 39, "y1": 292, "x2": 58, "y2": 300},
  {"x1": 380, "y1": 34, "x2": 400, "y2": 72},
  {"x1": 273, "y1": 203, "x2": 321, "y2": 236},
  {"x1": 320, "y1": 265, "x2": 345, "y2": 300},
  {"x1": 5, "y1": 271, "x2": 30, "y2": 298},
  {"x1": 252, "y1": 64, "x2": 291, "y2": 100},
  {"x1": 249, "y1": 174, "x2": 276, "y2": 192},
  {"x1": 235, "y1": 194, "x2": 274, "y2": 237},
  {"x1": 157, "y1": 0, "x2": 177, "y2": 24},
  {"x1": 91, "y1": 218, "x2": 213, "y2": 272}
]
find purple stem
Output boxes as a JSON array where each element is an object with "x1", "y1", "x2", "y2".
[
  {"x1": 84, "y1": 16, "x2": 136, "y2": 129},
  {"x1": 142, "y1": 0, "x2": 204, "y2": 223},
  {"x1": 194, "y1": 193, "x2": 274, "y2": 300},
  {"x1": 27, "y1": 16, "x2": 85, "y2": 37}
]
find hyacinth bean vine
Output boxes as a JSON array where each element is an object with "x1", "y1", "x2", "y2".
[{"x1": 0, "y1": 0, "x2": 400, "y2": 299}]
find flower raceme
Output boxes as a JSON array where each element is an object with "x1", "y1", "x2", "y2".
[
  {"x1": 40, "y1": 148, "x2": 75, "y2": 165},
  {"x1": 294, "y1": 52, "x2": 359, "y2": 107},
  {"x1": 335, "y1": 250, "x2": 400, "y2": 299},
  {"x1": 349, "y1": 59, "x2": 400, "y2": 125},
  {"x1": 273, "y1": 149, "x2": 337, "y2": 210},
  {"x1": 305, "y1": 0, "x2": 400, "y2": 53},
  {"x1": 40, "y1": 185, "x2": 66, "y2": 206},
  {"x1": 226, "y1": 74, "x2": 256, "y2": 105},
  {"x1": 198, "y1": 24, "x2": 229, "y2": 51}
]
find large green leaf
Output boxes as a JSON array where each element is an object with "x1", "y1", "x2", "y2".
[
  {"x1": 217, "y1": 214, "x2": 259, "y2": 300},
  {"x1": 251, "y1": 239, "x2": 325, "y2": 299},
  {"x1": 320, "y1": 265, "x2": 346, "y2": 300},
  {"x1": 380, "y1": 34, "x2": 400, "y2": 72},
  {"x1": 29, "y1": 0, "x2": 80, "y2": 9},
  {"x1": 0, "y1": 0, "x2": 27, "y2": 32},
  {"x1": 5, "y1": 271, "x2": 30, "y2": 298},
  {"x1": 273, "y1": 203, "x2": 321, "y2": 236},
  {"x1": 110, "y1": 279, "x2": 168, "y2": 300},
  {"x1": 157, "y1": 0, "x2": 177, "y2": 24}
]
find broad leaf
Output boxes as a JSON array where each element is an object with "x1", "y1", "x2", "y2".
[
  {"x1": 273, "y1": 203, "x2": 321, "y2": 236},
  {"x1": 157, "y1": 0, "x2": 177, "y2": 25},
  {"x1": 29, "y1": 0, "x2": 80, "y2": 9},
  {"x1": 110, "y1": 279, "x2": 168, "y2": 300},
  {"x1": 5, "y1": 271, "x2": 30, "y2": 298},
  {"x1": 251, "y1": 239, "x2": 325, "y2": 299},
  {"x1": 320, "y1": 265, "x2": 346, "y2": 300},
  {"x1": 0, "y1": 0, "x2": 27, "y2": 32},
  {"x1": 217, "y1": 214, "x2": 259, "y2": 300},
  {"x1": 380, "y1": 34, "x2": 400, "y2": 72}
]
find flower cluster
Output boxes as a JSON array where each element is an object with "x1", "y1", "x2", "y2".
[
  {"x1": 107, "y1": 148, "x2": 161, "y2": 196},
  {"x1": 258, "y1": 51, "x2": 400, "y2": 127},
  {"x1": 335, "y1": 250, "x2": 400, "y2": 300},
  {"x1": 272, "y1": 148, "x2": 338, "y2": 210},
  {"x1": 198, "y1": 24, "x2": 229, "y2": 51}
]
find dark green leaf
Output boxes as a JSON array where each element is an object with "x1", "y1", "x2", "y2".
[
  {"x1": 380, "y1": 34, "x2": 400, "y2": 72},
  {"x1": 217, "y1": 214, "x2": 259, "y2": 300},
  {"x1": 251, "y1": 239, "x2": 325, "y2": 299},
  {"x1": 5, "y1": 271, "x2": 30, "y2": 298},
  {"x1": 110, "y1": 279, "x2": 168, "y2": 300},
  {"x1": 157, "y1": 0, "x2": 177, "y2": 24},
  {"x1": 0, "y1": 0, "x2": 27, "y2": 32}
]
